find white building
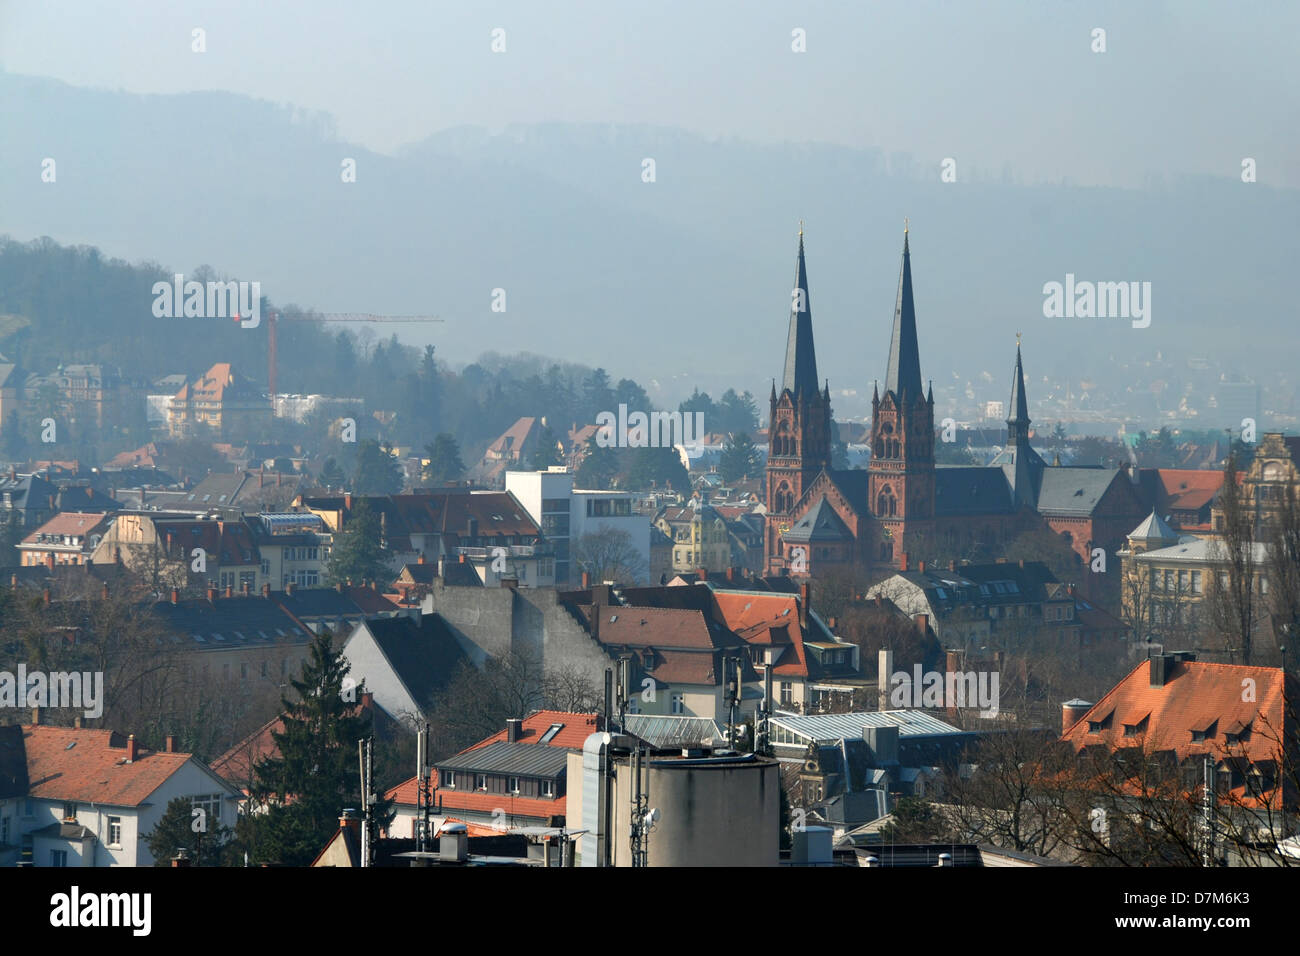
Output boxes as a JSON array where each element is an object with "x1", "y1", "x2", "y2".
[
  {"x1": 1, "y1": 723, "x2": 241, "y2": 867},
  {"x1": 505, "y1": 468, "x2": 651, "y2": 586}
]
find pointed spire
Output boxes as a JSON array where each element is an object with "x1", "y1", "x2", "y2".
[
  {"x1": 782, "y1": 225, "x2": 819, "y2": 396},
  {"x1": 884, "y1": 222, "x2": 922, "y2": 401},
  {"x1": 1007, "y1": 333, "x2": 1030, "y2": 429},
  {"x1": 770, "y1": 378, "x2": 777, "y2": 404}
]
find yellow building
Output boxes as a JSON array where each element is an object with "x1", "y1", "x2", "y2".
[{"x1": 654, "y1": 501, "x2": 732, "y2": 574}]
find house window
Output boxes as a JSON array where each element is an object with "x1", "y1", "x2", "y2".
[
  {"x1": 107, "y1": 816, "x2": 122, "y2": 847},
  {"x1": 508, "y1": 777, "x2": 520, "y2": 794},
  {"x1": 671, "y1": 694, "x2": 684, "y2": 715},
  {"x1": 50, "y1": 849, "x2": 68, "y2": 868},
  {"x1": 475, "y1": 774, "x2": 487, "y2": 791},
  {"x1": 441, "y1": 770, "x2": 455, "y2": 788},
  {"x1": 780, "y1": 682, "x2": 793, "y2": 705},
  {"x1": 1191, "y1": 571, "x2": 1202, "y2": 594},
  {"x1": 62, "y1": 802, "x2": 77, "y2": 822},
  {"x1": 192, "y1": 794, "x2": 222, "y2": 827},
  {"x1": 540, "y1": 779, "x2": 555, "y2": 798}
]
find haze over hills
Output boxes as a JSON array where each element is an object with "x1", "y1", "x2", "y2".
[{"x1": 2, "y1": 70, "x2": 1295, "y2": 412}]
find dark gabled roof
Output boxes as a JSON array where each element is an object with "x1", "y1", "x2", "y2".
[
  {"x1": 358, "y1": 614, "x2": 467, "y2": 714},
  {"x1": 0, "y1": 724, "x2": 28, "y2": 799},
  {"x1": 1035, "y1": 467, "x2": 1124, "y2": 516},
  {"x1": 934, "y1": 466, "x2": 1015, "y2": 516},
  {"x1": 782, "y1": 230, "x2": 819, "y2": 397},
  {"x1": 440, "y1": 561, "x2": 484, "y2": 587},
  {"x1": 782, "y1": 496, "x2": 853, "y2": 543},
  {"x1": 272, "y1": 587, "x2": 367, "y2": 620},
  {"x1": 438, "y1": 740, "x2": 570, "y2": 778},
  {"x1": 883, "y1": 229, "x2": 923, "y2": 402},
  {"x1": 151, "y1": 595, "x2": 315, "y2": 649},
  {"x1": 824, "y1": 468, "x2": 871, "y2": 517}
]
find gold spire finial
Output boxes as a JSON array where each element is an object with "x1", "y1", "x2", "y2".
[
  {"x1": 798, "y1": 218, "x2": 804, "y2": 238},
  {"x1": 1016, "y1": 331, "x2": 1022, "y2": 346},
  {"x1": 904, "y1": 217, "x2": 909, "y2": 234}
]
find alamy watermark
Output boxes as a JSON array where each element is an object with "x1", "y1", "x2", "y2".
[
  {"x1": 0, "y1": 665, "x2": 104, "y2": 719},
  {"x1": 1042, "y1": 274, "x2": 1150, "y2": 329},
  {"x1": 152, "y1": 274, "x2": 261, "y2": 328},
  {"x1": 889, "y1": 666, "x2": 999, "y2": 717},
  {"x1": 595, "y1": 404, "x2": 704, "y2": 451}
]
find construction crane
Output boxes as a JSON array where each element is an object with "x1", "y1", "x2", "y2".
[{"x1": 259, "y1": 309, "x2": 445, "y2": 404}]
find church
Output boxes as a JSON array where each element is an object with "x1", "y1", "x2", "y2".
[{"x1": 764, "y1": 225, "x2": 1148, "y2": 584}]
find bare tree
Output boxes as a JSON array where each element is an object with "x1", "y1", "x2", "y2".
[
  {"x1": 573, "y1": 526, "x2": 648, "y2": 587},
  {"x1": 1206, "y1": 455, "x2": 1259, "y2": 664},
  {"x1": 1265, "y1": 482, "x2": 1300, "y2": 655}
]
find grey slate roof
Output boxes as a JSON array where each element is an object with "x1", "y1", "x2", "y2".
[
  {"x1": 623, "y1": 714, "x2": 725, "y2": 748},
  {"x1": 151, "y1": 595, "x2": 315, "y2": 650},
  {"x1": 934, "y1": 466, "x2": 1015, "y2": 516},
  {"x1": 360, "y1": 614, "x2": 467, "y2": 713},
  {"x1": 1128, "y1": 509, "x2": 1178, "y2": 542},
  {"x1": 1035, "y1": 467, "x2": 1123, "y2": 516},
  {"x1": 439, "y1": 740, "x2": 570, "y2": 777},
  {"x1": 782, "y1": 496, "x2": 853, "y2": 543}
]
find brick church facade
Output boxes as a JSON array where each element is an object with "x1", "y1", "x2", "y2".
[{"x1": 765, "y1": 226, "x2": 1149, "y2": 586}]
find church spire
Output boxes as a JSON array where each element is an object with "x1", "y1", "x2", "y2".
[
  {"x1": 1007, "y1": 333, "x2": 1030, "y2": 431},
  {"x1": 782, "y1": 223, "x2": 819, "y2": 396},
  {"x1": 884, "y1": 222, "x2": 922, "y2": 401}
]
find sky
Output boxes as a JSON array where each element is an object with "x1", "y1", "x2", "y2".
[{"x1": 3, "y1": 0, "x2": 1297, "y2": 190}]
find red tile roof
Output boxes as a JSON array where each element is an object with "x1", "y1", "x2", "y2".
[
  {"x1": 23, "y1": 726, "x2": 198, "y2": 807},
  {"x1": 712, "y1": 591, "x2": 810, "y2": 676},
  {"x1": 582, "y1": 605, "x2": 721, "y2": 649},
  {"x1": 21, "y1": 511, "x2": 111, "y2": 545},
  {"x1": 210, "y1": 715, "x2": 285, "y2": 790},
  {"x1": 1062, "y1": 659, "x2": 1296, "y2": 773}
]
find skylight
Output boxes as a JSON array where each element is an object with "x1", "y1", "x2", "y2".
[{"x1": 539, "y1": 723, "x2": 564, "y2": 744}]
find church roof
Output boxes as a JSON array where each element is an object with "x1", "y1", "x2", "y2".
[
  {"x1": 934, "y1": 466, "x2": 1015, "y2": 516},
  {"x1": 782, "y1": 496, "x2": 853, "y2": 543},
  {"x1": 1036, "y1": 467, "x2": 1126, "y2": 516},
  {"x1": 782, "y1": 230, "x2": 819, "y2": 397},
  {"x1": 1007, "y1": 344, "x2": 1030, "y2": 425},
  {"x1": 824, "y1": 469, "x2": 872, "y2": 517},
  {"x1": 883, "y1": 228, "x2": 923, "y2": 402}
]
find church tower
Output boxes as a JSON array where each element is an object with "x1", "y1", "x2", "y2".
[
  {"x1": 869, "y1": 223, "x2": 935, "y2": 568},
  {"x1": 766, "y1": 225, "x2": 833, "y2": 572},
  {"x1": 993, "y1": 338, "x2": 1046, "y2": 508}
]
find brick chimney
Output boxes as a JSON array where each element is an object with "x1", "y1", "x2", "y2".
[
  {"x1": 900, "y1": 552, "x2": 909, "y2": 572},
  {"x1": 344, "y1": 492, "x2": 353, "y2": 510},
  {"x1": 915, "y1": 613, "x2": 929, "y2": 635},
  {"x1": 262, "y1": 583, "x2": 270, "y2": 598},
  {"x1": 206, "y1": 586, "x2": 216, "y2": 602},
  {"x1": 225, "y1": 584, "x2": 233, "y2": 599},
  {"x1": 695, "y1": 567, "x2": 707, "y2": 581},
  {"x1": 242, "y1": 581, "x2": 250, "y2": 596},
  {"x1": 417, "y1": 552, "x2": 426, "y2": 564},
  {"x1": 126, "y1": 734, "x2": 138, "y2": 763},
  {"x1": 918, "y1": 560, "x2": 926, "y2": 574},
  {"x1": 171, "y1": 587, "x2": 179, "y2": 605},
  {"x1": 798, "y1": 581, "x2": 811, "y2": 628},
  {"x1": 339, "y1": 809, "x2": 362, "y2": 844},
  {"x1": 949, "y1": 559, "x2": 957, "y2": 572},
  {"x1": 581, "y1": 571, "x2": 591, "y2": 589},
  {"x1": 506, "y1": 717, "x2": 523, "y2": 743},
  {"x1": 45, "y1": 552, "x2": 55, "y2": 571},
  {"x1": 101, "y1": 581, "x2": 109, "y2": 601},
  {"x1": 165, "y1": 735, "x2": 176, "y2": 753},
  {"x1": 360, "y1": 691, "x2": 373, "y2": 711},
  {"x1": 42, "y1": 587, "x2": 51, "y2": 606}
]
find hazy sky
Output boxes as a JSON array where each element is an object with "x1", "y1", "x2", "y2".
[{"x1": 3, "y1": 0, "x2": 1297, "y2": 189}]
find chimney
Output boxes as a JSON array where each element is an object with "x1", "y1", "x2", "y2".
[
  {"x1": 10, "y1": 573, "x2": 16, "y2": 587},
  {"x1": 126, "y1": 734, "x2": 138, "y2": 763},
  {"x1": 335, "y1": 581, "x2": 344, "y2": 593},
  {"x1": 500, "y1": 577, "x2": 518, "y2": 590},
  {"x1": 948, "y1": 560, "x2": 956, "y2": 572},
  {"x1": 101, "y1": 581, "x2": 109, "y2": 601},
  {"x1": 165, "y1": 735, "x2": 176, "y2": 753},
  {"x1": 171, "y1": 587, "x2": 179, "y2": 605},
  {"x1": 417, "y1": 552, "x2": 426, "y2": 564},
  {"x1": 206, "y1": 586, "x2": 216, "y2": 602},
  {"x1": 339, "y1": 809, "x2": 362, "y2": 844},
  {"x1": 1150, "y1": 653, "x2": 1173, "y2": 688},
  {"x1": 1018, "y1": 558, "x2": 1025, "y2": 569},
  {"x1": 31, "y1": 706, "x2": 41, "y2": 726},
  {"x1": 360, "y1": 691, "x2": 373, "y2": 711},
  {"x1": 798, "y1": 581, "x2": 811, "y2": 628},
  {"x1": 726, "y1": 566, "x2": 736, "y2": 582},
  {"x1": 506, "y1": 717, "x2": 523, "y2": 743},
  {"x1": 242, "y1": 581, "x2": 250, "y2": 596},
  {"x1": 258, "y1": 469, "x2": 264, "y2": 488},
  {"x1": 74, "y1": 716, "x2": 82, "y2": 729},
  {"x1": 918, "y1": 560, "x2": 926, "y2": 574},
  {"x1": 915, "y1": 613, "x2": 929, "y2": 635},
  {"x1": 44, "y1": 551, "x2": 55, "y2": 571},
  {"x1": 581, "y1": 570, "x2": 591, "y2": 589},
  {"x1": 900, "y1": 552, "x2": 909, "y2": 572},
  {"x1": 171, "y1": 848, "x2": 193, "y2": 868},
  {"x1": 262, "y1": 583, "x2": 270, "y2": 598},
  {"x1": 1062, "y1": 699, "x2": 1093, "y2": 735},
  {"x1": 695, "y1": 567, "x2": 707, "y2": 581},
  {"x1": 344, "y1": 492, "x2": 353, "y2": 510},
  {"x1": 877, "y1": 648, "x2": 894, "y2": 712},
  {"x1": 42, "y1": 587, "x2": 51, "y2": 606},
  {"x1": 225, "y1": 584, "x2": 233, "y2": 599},
  {"x1": 459, "y1": 553, "x2": 467, "y2": 564}
]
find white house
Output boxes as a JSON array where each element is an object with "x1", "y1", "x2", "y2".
[
  {"x1": 0, "y1": 723, "x2": 241, "y2": 867},
  {"x1": 506, "y1": 468, "x2": 651, "y2": 586}
]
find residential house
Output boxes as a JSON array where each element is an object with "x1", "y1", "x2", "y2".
[
  {"x1": 340, "y1": 614, "x2": 468, "y2": 725},
  {"x1": 17, "y1": 512, "x2": 114, "y2": 567},
  {"x1": 167, "y1": 362, "x2": 267, "y2": 439}
]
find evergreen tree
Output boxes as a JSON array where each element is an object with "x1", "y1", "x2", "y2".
[
  {"x1": 319, "y1": 456, "x2": 346, "y2": 490},
  {"x1": 719, "y1": 432, "x2": 761, "y2": 482},
  {"x1": 422, "y1": 433, "x2": 465, "y2": 485},
  {"x1": 529, "y1": 424, "x2": 563, "y2": 469},
  {"x1": 242, "y1": 630, "x2": 394, "y2": 866},
  {"x1": 575, "y1": 440, "x2": 620, "y2": 490},
  {"x1": 352, "y1": 439, "x2": 404, "y2": 494},
  {"x1": 326, "y1": 499, "x2": 394, "y2": 585},
  {"x1": 145, "y1": 795, "x2": 234, "y2": 867},
  {"x1": 625, "y1": 446, "x2": 689, "y2": 493}
]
